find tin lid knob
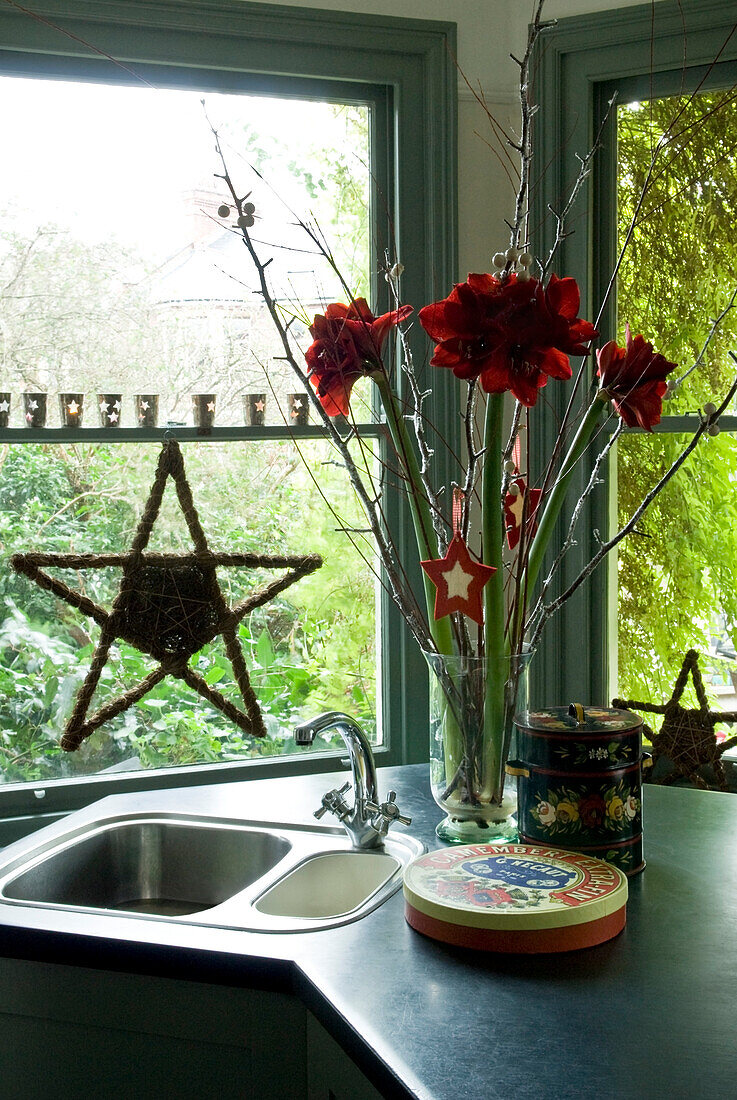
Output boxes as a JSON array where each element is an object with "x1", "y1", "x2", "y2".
[{"x1": 568, "y1": 702, "x2": 586, "y2": 725}]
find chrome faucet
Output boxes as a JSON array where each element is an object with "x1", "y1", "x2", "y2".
[{"x1": 294, "y1": 711, "x2": 411, "y2": 849}]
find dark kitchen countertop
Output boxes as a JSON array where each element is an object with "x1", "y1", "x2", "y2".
[{"x1": 0, "y1": 764, "x2": 734, "y2": 1100}]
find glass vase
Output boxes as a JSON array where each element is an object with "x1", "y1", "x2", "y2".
[{"x1": 425, "y1": 648, "x2": 531, "y2": 844}]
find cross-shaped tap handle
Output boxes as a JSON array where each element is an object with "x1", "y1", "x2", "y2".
[
  {"x1": 314, "y1": 781, "x2": 351, "y2": 820},
  {"x1": 365, "y1": 790, "x2": 412, "y2": 829}
]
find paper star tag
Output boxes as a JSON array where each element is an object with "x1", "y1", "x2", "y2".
[
  {"x1": 421, "y1": 533, "x2": 496, "y2": 625},
  {"x1": 504, "y1": 477, "x2": 542, "y2": 550}
]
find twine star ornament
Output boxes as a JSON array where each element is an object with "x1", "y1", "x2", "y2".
[
  {"x1": 613, "y1": 649, "x2": 737, "y2": 790},
  {"x1": 11, "y1": 440, "x2": 322, "y2": 751}
]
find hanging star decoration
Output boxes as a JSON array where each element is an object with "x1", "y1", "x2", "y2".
[
  {"x1": 613, "y1": 649, "x2": 737, "y2": 790},
  {"x1": 11, "y1": 440, "x2": 322, "y2": 751},
  {"x1": 421, "y1": 490, "x2": 496, "y2": 625},
  {"x1": 504, "y1": 475, "x2": 542, "y2": 550}
]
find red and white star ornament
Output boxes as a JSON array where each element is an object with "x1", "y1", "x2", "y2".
[
  {"x1": 421, "y1": 533, "x2": 496, "y2": 625},
  {"x1": 504, "y1": 476, "x2": 542, "y2": 550}
]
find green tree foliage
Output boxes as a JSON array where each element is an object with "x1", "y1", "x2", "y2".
[
  {"x1": 0, "y1": 440, "x2": 376, "y2": 782},
  {"x1": 616, "y1": 91, "x2": 737, "y2": 702}
]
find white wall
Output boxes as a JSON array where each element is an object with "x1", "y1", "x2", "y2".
[{"x1": 238, "y1": 0, "x2": 665, "y2": 275}]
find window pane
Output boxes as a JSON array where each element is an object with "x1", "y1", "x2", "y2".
[
  {"x1": 0, "y1": 74, "x2": 379, "y2": 783},
  {"x1": 616, "y1": 91, "x2": 737, "y2": 709},
  {"x1": 0, "y1": 440, "x2": 379, "y2": 782},
  {"x1": 0, "y1": 75, "x2": 371, "y2": 425}
]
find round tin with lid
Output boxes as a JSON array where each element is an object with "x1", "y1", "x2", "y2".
[
  {"x1": 404, "y1": 843, "x2": 628, "y2": 953},
  {"x1": 514, "y1": 704, "x2": 643, "y2": 771},
  {"x1": 509, "y1": 704, "x2": 648, "y2": 876}
]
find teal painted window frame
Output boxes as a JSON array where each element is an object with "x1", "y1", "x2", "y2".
[
  {"x1": 532, "y1": 0, "x2": 737, "y2": 709},
  {"x1": 0, "y1": 0, "x2": 458, "y2": 825}
]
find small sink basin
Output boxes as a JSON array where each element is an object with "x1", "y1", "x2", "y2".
[
  {"x1": 0, "y1": 807, "x2": 425, "y2": 933},
  {"x1": 255, "y1": 850, "x2": 399, "y2": 919},
  {"x1": 2, "y1": 818, "x2": 292, "y2": 916}
]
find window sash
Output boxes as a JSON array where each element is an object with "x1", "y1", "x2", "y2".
[
  {"x1": 0, "y1": 0, "x2": 458, "y2": 819},
  {"x1": 532, "y1": 0, "x2": 737, "y2": 709}
]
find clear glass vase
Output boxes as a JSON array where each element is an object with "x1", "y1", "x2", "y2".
[{"x1": 425, "y1": 648, "x2": 532, "y2": 844}]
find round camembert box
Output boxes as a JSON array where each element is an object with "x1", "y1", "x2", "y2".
[{"x1": 403, "y1": 843, "x2": 628, "y2": 953}]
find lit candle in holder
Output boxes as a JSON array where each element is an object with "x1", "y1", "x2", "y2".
[
  {"x1": 0, "y1": 393, "x2": 10, "y2": 429},
  {"x1": 59, "y1": 393, "x2": 84, "y2": 428}
]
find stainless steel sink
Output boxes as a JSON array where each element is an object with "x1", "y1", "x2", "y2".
[
  {"x1": 0, "y1": 810, "x2": 424, "y2": 933},
  {"x1": 2, "y1": 818, "x2": 292, "y2": 917}
]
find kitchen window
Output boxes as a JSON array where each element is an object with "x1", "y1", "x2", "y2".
[
  {"x1": 533, "y1": 0, "x2": 737, "y2": 710},
  {"x1": 0, "y1": 0, "x2": 457, "y2": 831}
]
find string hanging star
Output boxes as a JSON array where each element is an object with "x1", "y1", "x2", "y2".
[
  {"x1": 421, "y1": 533, "x2": 496, "y2": 625},
  {"x1": 504, "y1": 476, "x2": 542, "y2": 550},
  {"x1": 11, "y1": 440, "x2": 322, "y2": 751},
  {"x1": 613, "y1": 649, "x2": 737, "y2": 790}
]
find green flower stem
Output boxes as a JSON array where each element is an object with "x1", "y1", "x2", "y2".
[
  {"x1": 374, "y1": 371, "x2": 461, "y2": 786},
  {"x1": 482, "y1": 393, "x2": 507, "y2": 796},
  {"x1": 526, "y1": 393, "x2": 608, "y2": 597},
  {"x1": 373, "y1": 372, "x2": 453, "y2": 658}
]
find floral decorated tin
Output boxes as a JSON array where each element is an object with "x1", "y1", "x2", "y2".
[
  {"x1": 403, "y1": 843, "x2": 628, "y2": 953},
  {"x1": 508, "y1": 704, "x2": 646, "y2": 876}
]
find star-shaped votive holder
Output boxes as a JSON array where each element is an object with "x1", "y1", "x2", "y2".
[
  {"x1": 192, "y1": 393, "x2": 216, "y2": 434},
  {"x1": 11, "y1": 440, "x2": 323, "y2": 751},
  {"x1": 289, "y1": 393, "x2": 309, "y2": 425},
  {"x1": 243, "y1": 393, "x2": 267, "y2": 426},
  {"x1": 98, "y1": 393, "x2": 123, "y2": 428},
  {"x1": 23, "y1": 392, "x2": 47, "y2": 428},
  {"x1": 135, "y1": 394, "x2": 159, "y2": 428},
  {"x1": 59, "y1": 393, "x2": 84, "y2": 428},
  {"x1": 0, "y1": 393, "x2": 10, "y2": 428}
]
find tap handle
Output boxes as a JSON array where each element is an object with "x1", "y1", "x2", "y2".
[
  {"x1": 314, "y1": 782, "x2": 351, "y2": 821},
  {"x1": 365, "y1": 790, "x2": 412, "y2": 831}
]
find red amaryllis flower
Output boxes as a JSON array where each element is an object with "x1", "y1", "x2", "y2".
[
  {"x1": 418, "y1": 272, "x2": 598, "y2": 407},
  {"x1": 596, "y1": 324, "x2": 677, "y2": 431},
  {"x1": 305, "y1": 298, "x2": 413, "y2": 417},
  {"x1": 504, "y1": 477, "x2": 542, "y2": 550}
]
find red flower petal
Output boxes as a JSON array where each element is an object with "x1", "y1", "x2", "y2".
[
  {"x1": 420, "y1": 271, "x2": 596, "y2": 403},
  {"x1": 545, "y1": 275, "x2": 581, "y2": 321},
  {"x1": 597, "y1": 328, "x2": 677, "y2": 431},
  {"x1": 304, "y1": 298, "x2": 412, "y2": 418},
  {"x1": 537, "y1": 346, "x2": 574, "y2": 382}
]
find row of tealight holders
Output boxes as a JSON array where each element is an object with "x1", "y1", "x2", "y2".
[{"x1": 0, "y1": 392, "x2": 313, "y2": 429}]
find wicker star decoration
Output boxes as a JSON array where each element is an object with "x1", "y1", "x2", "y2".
[
  {"x1": 11, "y1": 440, "x2": 322, "y2": 751},
  {"x1": 613, "y1": 649, "x2": 737, "y2": 790}
]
